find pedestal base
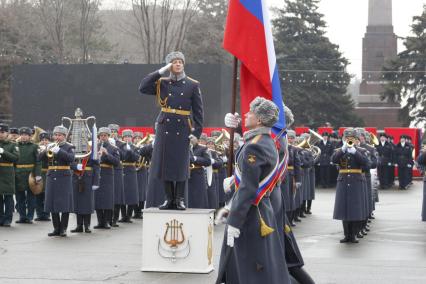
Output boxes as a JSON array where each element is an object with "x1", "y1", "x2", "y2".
[{"x1": 141, "y1": 208, "x2": 215, "y2": 273}]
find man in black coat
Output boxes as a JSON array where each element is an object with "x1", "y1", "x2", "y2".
[
  {"x1": 395, "y1": 135, "x2": 414, "y2": 190},
  {"x1": 376, "y1": 133, "x2": 393, "y2": 189},
  {"x1": 139, "y1": 51, "x2": 204, "y2": 210},
  {"x1": 317, "y1": 132, "x2": 335, "y2": 188}
]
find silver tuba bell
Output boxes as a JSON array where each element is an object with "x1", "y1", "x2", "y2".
[{"x1": 61, "y1": 108, "x2": 96, "y2": 160}]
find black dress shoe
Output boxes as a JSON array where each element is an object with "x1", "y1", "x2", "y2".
[
  {"x1": 361, "y1": 230, "x2": 368, "y2": 236},
  {"x1": 15, "y1": 219, "x2": 27, "y2": 224},
  {"x1": 349, "y1": 237, "x2": 359, "y2": 243},
  {"x1": 290, "y1": 221, "x2": 296, "y2": 227},
  {"x1": 299, "y1": 213, "x2": 306, "y2": 218},
  {"x1": 2, "y1": 223, "x2": 11, "y2": 227},
  {"x1": 365, "y1": 227, "x2": 370, "y2": 232},
  {"x1": 111, "y1": 222, "x2": 119, "y2": 227},
  {"x1": 294, "y1": 217, "x2": 301, "y2": 222},
  {"x1": 175, "y1": 199, "x2": 186, "y2": 210},
  {"x1": 305, "y1": 211, "x2": 312, "y2": 215},
  {"x1": 59, "y1": 231, "x2": 67, "y2": 237},
  {"x1": 71, "y1": 226, "x2": 83, "y2": 233},
  {"x1": 48, "y1": 230, "x2": 60, "y2": 237},
  {"x1": 133, "y1": 213, "x2": 143, "y2": 219},
  {"x1": 93, "y1": 224, "x2": 104, "y2": 229},
  {"x1": 356, "y1": 233, "x2": 364, "y2": 239},
  {"x1": 104, "y1": 223, "x2": 111, "y2": 229},
  {"x1": 85, "y1": 227, "x2": 92, "y2": 233},
  {"x1": 159, "y1": 199, "x2": 174, "y2": 210},
  {"x1": 340, "y1": 237, "x2": 349, "y2": 243}
]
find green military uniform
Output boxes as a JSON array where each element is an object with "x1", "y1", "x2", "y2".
[
  {"x1": 0, "y1": 124, "x2": 20, "y2": 226},
  {"x1": 15, "y1": 127, "x2": 41, "y2": 223}
]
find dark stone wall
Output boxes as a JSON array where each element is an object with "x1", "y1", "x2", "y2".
[{"x1": 11, "y1": 64, "x2": 232, "y2": 129}]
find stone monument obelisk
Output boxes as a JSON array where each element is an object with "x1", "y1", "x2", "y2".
[{"x1": 356, "y1": 0, "x2": 401, "y2": 127}]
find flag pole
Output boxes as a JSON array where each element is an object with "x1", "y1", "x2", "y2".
[{"x1": 227, "y1": 56, "x2": 238, "y2": 177}]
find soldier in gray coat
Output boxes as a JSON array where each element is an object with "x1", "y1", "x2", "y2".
[
  {"x1": 108, "y1": 124, "x2": 126, "y2": 227},
  {"x1": 94, "y1": 127, "x2": 120, "y2": 229},
  {"x1": 283, "y1": 130, "x2": 302, "y2": 226},
  {"x1": 70, "y1": 157, "x2": 100, "y2": 233},
  {"x1": 218, "y1": 97, "x2": 291, "y2": 284},
  {"x1": 119, "y1": 129, "x2": 141, "y2": 223},
  {"x1": 332, "y1": 128, "x2": 369, "y2": 243},
  {"x1": 139, "y1": 51, "x2": 204, "y2": 210},
  {"x1": 188, "y1": 136, "x2": 211, "y2": 209},
  {"x1": 416, "y1": 149, "x2": 426, "y2": 221},
  {"x1": 44, "y1": 126, "x2": 75, "y2": 237}
]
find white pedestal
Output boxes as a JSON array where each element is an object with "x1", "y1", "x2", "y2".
[{"x1": 141, "y1": 208, "x2": 215, "y2": 273}]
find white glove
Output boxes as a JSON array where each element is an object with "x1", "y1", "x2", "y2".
[
  {"x1": 347, "y1": 147, "x2": 356, "y2": 154},
  {"x1": 76, "y1": 164, "x2": 83, "y2": 171},
  {"x1": 108, "y1": 137, "x2": 116, "y2": 146},
  {"x1": 210, "y1": 158, "x2": 215, "y2": 165},
  {"x1": 395, "y1": 164, "x2": 398, "y2": 167},
  {"x1": 224, "y1": 113, "x2": 240, "y2": 128},
  {"x1": 159, "y1": 63, "x2": 172, "y2": 75},
  {"x1": 227, "y1": 225, "x2": 240, "y2": 247},
  {"x1": 35, "y1": 176, "x2": 42, "y2": 183},
  {"x1": 51, "y1": 145, "x2": 60, "y2": 154},
  {"x1": 126, "y1": 144, "x2": 131, "y2": 150},
  {"x1": 342, "y1": 143, "x2": 348, "y2": 153},
  {"x1": 222, "y1": 156, "x2": 228, "y2": 163},
  {"x1": 387, "y1": 162, "x2": 392, "y2": 166},
  {"x1": 295, "y1": 182, "x2": 302, "y2": 189},
  {"x1": 407, "y1": 164, "x2": 412, "y2": 168},
  {"x1": 214, "y1": 207, "x2": 230, "y2": 225},
  {"x1": 92, "y1": 185, "x2": 99, "y2": 191},
  {"x1": 193, "y1": 156, "x2": 197, "y2": 162},
  {"x1": 223, "y1": 176, "x2": 235, "y2": 193},
  {"x1": 0, "y1": 147, "x2": 4, "y2": 154}
]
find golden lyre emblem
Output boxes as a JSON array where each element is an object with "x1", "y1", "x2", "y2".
[
  {"x1": 163, "y1": 219, "x2": 185, "y2": 248},
  {"x1": 158, "y1": 219, "x2": 190, "y2": 262}
]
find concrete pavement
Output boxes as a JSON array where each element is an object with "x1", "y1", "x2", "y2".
[{"x1": 0, "y1": 181, "x2": 425, "y2": 283}]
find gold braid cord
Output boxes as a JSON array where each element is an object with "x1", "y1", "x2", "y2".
[{"x1": 156, "y1": 78, "x2": 168, "y2": 107}]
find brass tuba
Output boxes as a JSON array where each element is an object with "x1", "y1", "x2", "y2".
[{"x1": 369, "y1": 132, "x2": 379, "y2": 146}]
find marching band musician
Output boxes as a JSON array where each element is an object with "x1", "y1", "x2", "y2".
[
  {"x1": 35, "y1": 132, "x2": 51, "y2": 222},
  {"x1": 206, "y1": 137, "x2": 223, "y2": 210},
  {"x1": 395, "y1": 135, "x2": 414, "y2": 190},
  {"x1": 15, "y1": 127, "x2": 42, "y2": 224},
  {"x1": 70, "y1": 150, "x2": 100, "y2": 234},
  {"x1": 139, "y1": 51, "x2": 204, "y2": 210},
  {"x1": 187, "y1": 135, "x2": 211, "y2": 209},
  {"x1": 8, "y1": 127, "x2": 19, "y2": 142},
  {"x1": 416, "y1": 145, "x2": 426, "y2": 222},
  {"x1": 119, "y1": 129, "x2": 141, "y2": 223},
  {"x1": 108, "y1": 124, "x2": 126, "y2": 227},
  {"x1": 44, "y1": 126, "x2": 75, "y2": 237},
  {"x1": 283, "y1": 130, "x2": 302, "y2": 227},
  {"x1": 0, "y1": 124, "x2": 20, "y2": 227},
  {"x1": 133, "y1": 131, "x2": 146, "y2": 219},
  {"x1": 94, "y1": 127, "x2": 120, "y2": 229},
  {"x1": 332, "y1": 128, "x2": 369, "y2": 243}
]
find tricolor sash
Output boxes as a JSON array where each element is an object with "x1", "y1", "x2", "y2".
[{"x1": 234, "y1": 147, "x2": 289, "y2": 206}]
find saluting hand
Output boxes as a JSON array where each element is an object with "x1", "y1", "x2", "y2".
[{"x1": 159, "y1": 63, "x2": 172, "y2": 75}]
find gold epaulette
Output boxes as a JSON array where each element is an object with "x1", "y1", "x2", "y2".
[
  {"x1": 251, "y1": 135, "x2": 262, "y2": 145},
  {"x1": 186, "y1": 76, "x2": 199, "y2": 84},
  {"x1": 156, "y1": 77, "x2": 169, "y2": 107}
]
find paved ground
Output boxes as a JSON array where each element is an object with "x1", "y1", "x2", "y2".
[{"x1": 1, "y1": 181, "x2": 425, "y2": 284}]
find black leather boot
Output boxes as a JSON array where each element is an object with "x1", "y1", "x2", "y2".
[
  {"x1": 340, "y1": 221, "x2": 350, "y2": 243},
  {"x1": 175, "y1": 181, "x2": 186, "y2": 210},
  {"x1": 59, "y1": 213, "x2": 69, "y2": 237},
  {"x1": 71, "y1": 214, "x2": 83, "y2": 233},
  {"x1": 94, "y1": 210, "x2": 104, "y2": 229},
  {"x1": 48, "y1": 213, "x2": 60, "y2": 237},
  {"x1": 159, "y1": 181, "x2": 176, "y2": 210},
  {"x1": 83, "y1": 214, "x2": 91, "y2": 233},
  {"x1": 103, "y1": 210, "x2": 112, "y2": 229}
]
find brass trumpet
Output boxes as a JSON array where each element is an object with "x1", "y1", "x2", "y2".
[
  {"x1": 46, "y1": 142, "x2": 59, "y2": 158},
  {"x1": 346, "y1": 137, "x2": 357, "y2": 148}
]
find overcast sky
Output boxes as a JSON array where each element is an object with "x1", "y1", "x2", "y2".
[{"x1": 101, "y1": 0, "x2": 425, "y2": 78}]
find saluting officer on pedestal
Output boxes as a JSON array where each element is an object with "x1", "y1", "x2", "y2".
[{"x1": 139, "y1": 51, "x2": 204, "y2": 210}]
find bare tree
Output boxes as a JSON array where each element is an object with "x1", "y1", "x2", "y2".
[
  {"x1": 35, "y1": 0, "x2": 67, "y2": 63},
  {"x1": 127, "y1": 0, "x2": 199, "y2": 64},
  {"x1": 78, "y1": 0, "x2": 102, "y2": 63}
]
